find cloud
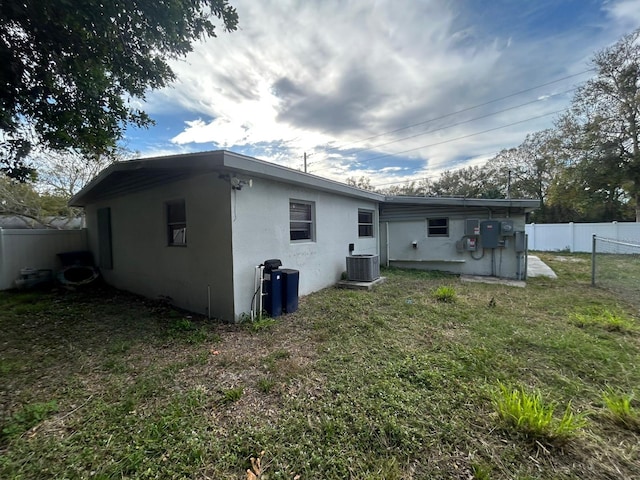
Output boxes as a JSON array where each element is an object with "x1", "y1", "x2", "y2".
[{"x1": 133, "y1": 0, "x2": 638, "y2": 187}]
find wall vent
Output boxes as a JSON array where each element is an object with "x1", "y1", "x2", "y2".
[{"x1": 346, "y1": 254, "x2": 380, "y2": 282}]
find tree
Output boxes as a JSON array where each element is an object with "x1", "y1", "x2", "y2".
[
  {"x1": 34, "y1": 148, "x2": 129, "y2": 197},
  {"x1": 346, "y1": 176, "x2": 377, "y2": 191},
  {"x1": 429, "y1": 165, "x2": 503, "y2": 198},
  {"x1": 488, "y1": 130, "x2": 561, "y2": 220},
  {"x1": 0, "y1": 0, "x2": 238, "y2": 180},
  {"x1": 561, "y1": 28, "x2": 640, "y2": 220}
]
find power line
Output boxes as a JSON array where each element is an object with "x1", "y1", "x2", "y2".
[
  {"x1": 344, "y1": 87, "x2": 577, "y2": 158},
  {"x1": 318, "y1": 69, "x2": 594, "y2": 154},
  {"x1": 338, "y1": 108, "x2": 565, "y2": 166}
]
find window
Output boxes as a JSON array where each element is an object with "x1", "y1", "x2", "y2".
[
  {"x1": 290, "y1": 200, "x2": 314, "y2": 241},
  {"x1": 358, "y1": 209, "x2": 374, "y2": 237},
  {"x1": 427, "y1": 217, "x2": 448, "y2": 237},
  {"x1": 97, "y1": 207, "x2": 113, "y2": 269},
  {"x1": 167, "y1": 200, "x2": 187, "y2": 246}
]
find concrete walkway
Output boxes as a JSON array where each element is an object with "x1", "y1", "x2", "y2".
[{"x1": 527, "y1": 255, "x2": 557, "y2": 279}]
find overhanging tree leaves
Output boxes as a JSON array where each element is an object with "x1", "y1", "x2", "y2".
[{"x1": 0, "y1": 0, "x2": 238, "y2": 180}]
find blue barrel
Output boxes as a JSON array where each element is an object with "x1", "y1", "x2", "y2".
[
  {"x1": 280, "y1": 269, "x2": 299, "y2": 314},
  {"x1": 263, "y1": 270, "x2": 283, "y2": 317}
]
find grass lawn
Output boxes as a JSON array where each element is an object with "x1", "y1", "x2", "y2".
[{"x1": 1, "y1": 252, "x2": 639, "y2": 479}]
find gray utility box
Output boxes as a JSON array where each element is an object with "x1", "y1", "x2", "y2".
[
  {"x1": 346, "y1": 254, "x2": 380, "y2": 282},
  {"x1": 480, "y1": 220, "x2": 501, "y2": 248}
]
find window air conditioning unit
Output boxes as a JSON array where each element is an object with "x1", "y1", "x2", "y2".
[{"x1": 346, "y1": 254, "x2": 380, "y2": 282}]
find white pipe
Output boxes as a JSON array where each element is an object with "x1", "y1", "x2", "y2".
[
  {"x1": 258, "y1": 265, "x2": 264, "y2": 321},
  {"x1": 385, "y1": 222, "x2": 390, "y2": 268},
  {"x1": 207, "y1": 285, "x2": 211, "y2": 320}
]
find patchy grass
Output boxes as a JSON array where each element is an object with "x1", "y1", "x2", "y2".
[{"x1": 1, "y1": 254, "x2": 639, "y2": 479}]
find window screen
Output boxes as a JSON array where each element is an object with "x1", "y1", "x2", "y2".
[
  {"x1": 290, "y1": 201, "x2": 314, "y2": 241},
  {"x1": 167, "y1": 200, "x2": 187, "y2": 246},
  {"x1": 358, "y1": 209, "x2": 374, "y2": 237},
  {"x1": 427, "y1": 217, "x2": 448, "y2": 237}
]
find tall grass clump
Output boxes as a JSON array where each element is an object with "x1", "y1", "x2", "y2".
[
  {"x1": 434, "y1": 285, "x2": 457, "y2": 303},
  {"x1": 492, "y1": 382, "x2": 586, "y2": 442},
  {"x1": 570, "y1": 308, "x2": 635, "y2": 332},
  {"x1": 602, "y1": 388, "x2": 639, "y2": 430}
]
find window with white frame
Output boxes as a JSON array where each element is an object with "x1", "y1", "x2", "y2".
[
  {"x1": 290, "y1": 200, "x2": 314, "y2": 241},
  {"x1": 358, "y1": 209, "x2": 374, "y2": 237},
  {"x1": 167, "y1": 199, "x2": 187, "y2": 246},
  {"x1": 427, "y1": 217, "x2": 448, "y2": 237}
]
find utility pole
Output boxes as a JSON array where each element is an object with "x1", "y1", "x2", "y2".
[
  {"x1": 304, "y1": 152, "x2": 307, "y2": 173},
  {"x1": 507, "y1": 170, "x2": 511, "y2": 199}
]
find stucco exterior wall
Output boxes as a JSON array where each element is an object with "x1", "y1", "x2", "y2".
[
  {"x1": 381, "y1": 212, "x2": 527, "y2": 279},
  {"x1": 230, "y1": 177, "x2": 379, "y2": 319},
  {"x1": 85, "y1": 173, "x2": 235, "y2": 319}
]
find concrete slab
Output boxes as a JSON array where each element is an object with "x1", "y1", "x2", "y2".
[
  {"x1": 336, "y1": 276, "x2": 387, "y2": 290},
  {"x1": 460, "y1": 255, "x2": 556, "y2": 287},
  {"x1": 460, "y1": 275, "x2": 526, "y2": 287},
  {"x1": 527, "y1": 255, "x2": 558, "y2": 279}
]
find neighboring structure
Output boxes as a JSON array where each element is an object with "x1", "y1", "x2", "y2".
[
  {"x1": 380, "y1": 196, "x2": 538, "y2": 279},
  {"x1": 66, "y1": 150, "x2": 539, "y2": 321}
]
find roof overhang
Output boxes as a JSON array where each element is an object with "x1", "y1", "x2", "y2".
[
  {"x1": 382, "y1": 195, "x2": 540, "y2": 212},
  {"x1": 69, "y1": 150, "x2": 384, "y2": 206}
]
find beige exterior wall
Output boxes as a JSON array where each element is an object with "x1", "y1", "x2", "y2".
[
  {"x1": 85, "y1": 172, "x2": 234, "y2": 319},
  {"x1": 230, "y1": 177, "x2": 379, "y2": 320}
]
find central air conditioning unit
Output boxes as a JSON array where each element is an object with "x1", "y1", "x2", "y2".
[{"x1": 346, "y1": 254, "x2": 380, "y2": 282}]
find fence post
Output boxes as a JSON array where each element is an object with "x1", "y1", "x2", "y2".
[{"x1": 591, "y1": 234, "x2": 596, "y2": 287}]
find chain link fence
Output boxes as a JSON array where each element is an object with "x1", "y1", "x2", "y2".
[{"x1": 591, "y1": 235, "x2": 640, "y2": 309}]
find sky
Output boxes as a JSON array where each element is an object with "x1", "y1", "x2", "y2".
[{"x1": 124, "y1": 0, "x2": 640, "y2": 189}]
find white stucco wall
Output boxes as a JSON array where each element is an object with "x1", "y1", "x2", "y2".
[
  {"x1": 85, "y1": 173, "x2": 235, "y2": 319},
  {"x1": 0, "y1": 229, "x2": 88, "y2": 289},
  {"x1": 381, "y1": 215, "x2": 527, "y2": 279},
  {"x1": 230, "y1": 177, "x2": 379, "y2": 319}
]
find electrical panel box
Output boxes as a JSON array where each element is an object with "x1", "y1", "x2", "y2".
[
  {"x1": 500, "y1": 220, "x2": 515, "y2": 236},
  {"x1": 515, "y1": 231, "x2": 526, "y2": 253},
  {"x1": 480, "y1": 220, "x2": 501, "y2": 248},
  {"x1": 465, "y1": 219, "x2": 480, "y2": 236}
]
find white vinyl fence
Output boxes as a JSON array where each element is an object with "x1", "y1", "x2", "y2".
[
  {"x1": 526, "y1": 222, "x2": 640, "y2": 253},
  {"x1": 0, "y1": 228, "x2": 88, "y2": 290}
]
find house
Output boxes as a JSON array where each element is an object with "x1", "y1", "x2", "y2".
[
  {"x1": 69, "y1": 150, "x2": 539, "y2": 321},
  {"x1": 69, "y1": 151, "x2": 382, "y2": 321}
]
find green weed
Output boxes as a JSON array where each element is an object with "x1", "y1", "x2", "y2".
[
  {"x1": 246, "y1": 316, "x2": 278, "y2": 332},
  {"x1": 434, "y1": 285, "x2": 457, "y2": 303},
  {"x1": 1, "y1": 400, "x2": 58, "y2": 441},
  {"x1": 602, "y1": 387, "x2": 639, "y2": 430},
  {"x1": 257, "y1": 377, "x2": 276, "y2": 394},
  {"x1": 570, "y1": 308, "x2": 635, "y2": 332},
  {"x1": 221, "y1": 387, "x2": 243, "y2": 404},
  {"x1": 492, "y1": 382, "x2": 586, "y2": 442}
]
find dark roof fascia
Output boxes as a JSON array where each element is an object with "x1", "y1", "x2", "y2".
[
  {"x1": 382, "y1": 196, "x2": 540, "y2": 212},
  {"x1": 70, "y1": 150, "x2": 384, "y2": 206}
]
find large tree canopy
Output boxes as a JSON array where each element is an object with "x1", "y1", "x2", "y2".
[
  {"x1": 559, "y1": 28, "x2": 640, "y2": 220},
  {"x1": 0, "y1": 0, "x2": 238, "y2": 180}
]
